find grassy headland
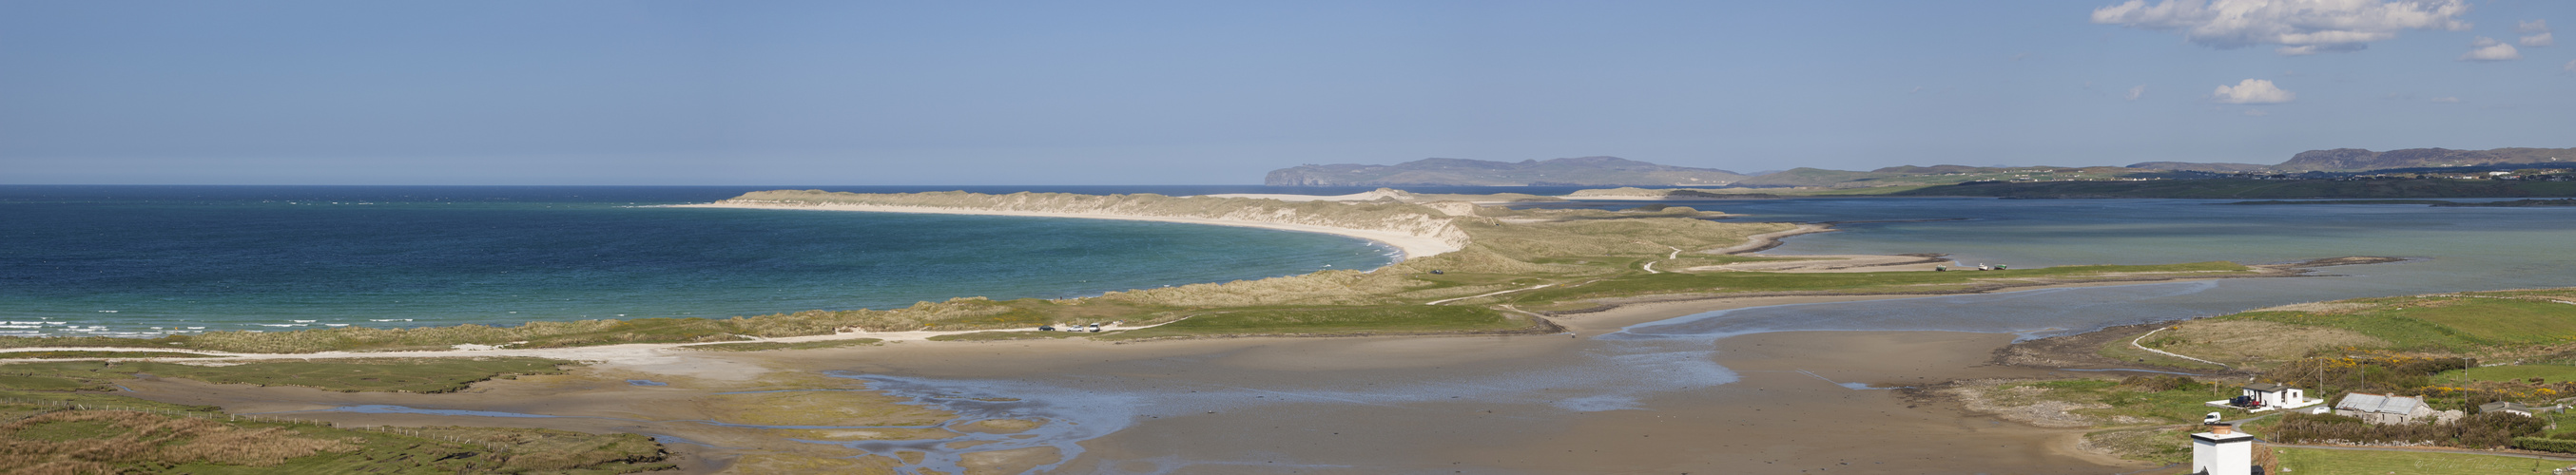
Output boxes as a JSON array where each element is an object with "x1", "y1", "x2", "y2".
[{"x1": 1947, "y1": 288, "x2": 2576, "y2": 466}]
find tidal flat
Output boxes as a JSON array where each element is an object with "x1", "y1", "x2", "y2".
[{"x1": 12, "y1": 192, "x2": 2576, "y2": 473}]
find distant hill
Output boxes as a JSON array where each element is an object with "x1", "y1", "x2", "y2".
[
  {"x1": 1890, "y1": 179, "x2": 2576, "y2": 199},
  {"x1": 2126, "y1": 162, "x2": 2273, "y2": 173},
  {"x1": 2273, "y1": 147, "x2": 2576, "y2": 172},
  {"x1": 1733, "y1": 165, "x2": 2160, "y2": 188},
  {"x1": 1263, "y1": 157, "x2": 1746, "y2": 187}
]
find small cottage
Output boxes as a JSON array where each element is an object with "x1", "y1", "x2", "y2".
[
  {"x1": 2246, "y1": 382, "x2": 2308, "y2": 408},
  {"x1": 2205, "y1": 382, "x2": 2324, "y2": 412},
  {"x1": 2334, "y1": 392, "x2": 2438, "y2": 425}
]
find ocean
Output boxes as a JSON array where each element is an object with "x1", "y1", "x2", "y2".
[{"x1": 1, "y1": 185, "x2": 1581, "y2": 337}]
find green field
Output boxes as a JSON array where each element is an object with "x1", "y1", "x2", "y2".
[
  {"x1": 2275, "y1": 447, "x2": 2559, "y2": 475},
  {"x1": 2437, "y1": 365, "x2": 2576, "y2": 385},
  {"x1": 2217, "y1": 293, "x2": 2576, "y2": 354}
]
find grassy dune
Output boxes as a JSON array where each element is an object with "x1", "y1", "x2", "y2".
[
  {"x1": 0, "y1": 357, "x2": 575, "y2": 393},
  {"x1": 0, "y1": 357, "x2": 668, "y2": 474}
]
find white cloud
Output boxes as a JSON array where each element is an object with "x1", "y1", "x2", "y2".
[
  {"x1": 2212, "y1": 79, "x2": 2295, "y2": 104},
  {"x1": 2127, "y1": 85, "x2": 2147, "y2": 100},
  {"x1": 2092, "y1": 0, "x2": 2471, "y2": 55},
  {"x1": 2430, "y1": 96, "x2": 2461, "y2": 103},
  {"x1": 2462, "y1": 37, "x2": 2522, "y2": 61},
  {"x1": 2524, "y1": 32, "x2": 2554, "y2": 48},
  {"x1": 2522, "y1": 20, "x2": 2550, "y2": 34},
  {"x1": 2566, "y1": 59, "x2": 2576, "y2": 73}
]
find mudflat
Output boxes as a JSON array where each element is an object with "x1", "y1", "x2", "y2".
[{"x1": 113, "y1": 313, "x2": 2175, "y2": 473}]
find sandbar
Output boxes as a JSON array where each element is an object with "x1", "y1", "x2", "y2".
[{"x1": 671, "y1": 201, "x2": 1458, "y2": 258}]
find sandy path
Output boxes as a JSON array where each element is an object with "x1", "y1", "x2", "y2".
[{"x1": 671, "y1": 202, "x2": 1457, "y2": 258}]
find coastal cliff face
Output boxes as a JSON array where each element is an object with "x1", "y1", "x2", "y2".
[
  {"x1": 1264, "y1": 157, "x2": 1746, "y2": 186},
  {"x1": 721, "y1": 190, "x2": 1476, "y2": 255}
]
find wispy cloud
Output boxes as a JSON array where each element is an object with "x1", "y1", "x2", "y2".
[
  {"x1": 2430, "y1": 97, "x2": 2461, "y2": 103},
  {"x1": 2523, "y1": 20, "x2": 2551, "y2": 34},
  {"x1": 2126, "y1": 85, "x2": 2147, "y2": 101},
  {"x1": 2092, "y1": 0, "x2": 2471, "y2": 56},
  {"x1": 2462, "y1": 37, "x2": 2522, "y2": 62},
  {"x1": 2241, "y1": 109, "x2": 2270, "y2": 116},
  {"x1": 2212, "y1": 79, "x2": 2293, "y2": 104}
]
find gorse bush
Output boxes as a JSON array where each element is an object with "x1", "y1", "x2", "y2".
[
  {"x1": 2273, "y1": 411, "x2": 2546, "y2": 448},
  {"x1": 2115, "y1": 375, "x2": 2205, "y2": 392}
]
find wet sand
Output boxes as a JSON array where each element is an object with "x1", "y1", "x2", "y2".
[{"x1": 111, "y1": 311, "x2": 2172, "y2": 474}]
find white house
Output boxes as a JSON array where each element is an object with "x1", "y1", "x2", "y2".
[
  {"x1": 2190, "y1": 423, "x2": 2255, "y2": 475},
  {"x1": 2335, "y1": 392, "x2": 2439, "y2": 425},
  {"x1": 2205, "y1": 382, "x2": 2324, "y2": 412}
]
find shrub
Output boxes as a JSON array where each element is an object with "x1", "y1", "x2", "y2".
[{"x1": 2515, "y1": 437, "x2": 2576, "y2": 453}]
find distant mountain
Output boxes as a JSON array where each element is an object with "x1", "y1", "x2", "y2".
[
  {"x1": 1733, "y1": 165, "x2": 2157, "y2": 188},
  {"x1": 1263, "y1": 157, "x2": 1746, "y2": 187},
  {"x1": 2273, "y1": 147, "x2": 2576, "y2": 172},
  {"x1": 2127, "y1": 162, "x2": 2273, "y2": 173}
]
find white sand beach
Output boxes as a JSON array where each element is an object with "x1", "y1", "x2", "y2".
[{"x1": 671, "y1": 201, "x2": 1460, "y2": 258}]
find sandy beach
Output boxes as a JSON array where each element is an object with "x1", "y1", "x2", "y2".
[{"x1": 671, "y1": 201, "x2": 1461, "y2": 258}]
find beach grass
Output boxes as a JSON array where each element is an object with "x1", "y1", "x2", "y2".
[
  {"x1": 0, "y1": 402, "x2": 670, "y2": 474},
  {"x1": 0, "y1": 357, "x2": 575, "y2": 393},
  {"x1": 0, "y1": 351, "x2": 227, "y2": 359},
  {"x1": 2273, "y1": 446, "x2": 2554, "y2": 474}
]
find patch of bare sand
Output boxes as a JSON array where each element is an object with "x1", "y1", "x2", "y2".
[
  {"x1": 958, "y1": 446, "x2": 1060, "y2": 475},
  {"x1": 2248, "y1": 301, "x2": 2380, "y2": 314}
]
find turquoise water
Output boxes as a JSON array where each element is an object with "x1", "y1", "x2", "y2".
[{"x1": 0, "y1": 185, "x2": 1430, "y2": 337}]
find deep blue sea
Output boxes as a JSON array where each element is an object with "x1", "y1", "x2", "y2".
[{"x1": 0, "y1": 185, "x2": 1598, "y2": 337}]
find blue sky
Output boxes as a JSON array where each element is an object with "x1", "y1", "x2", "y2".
[{"x1": 4, "y1": 1, "x2": 2570, "y2": 184}]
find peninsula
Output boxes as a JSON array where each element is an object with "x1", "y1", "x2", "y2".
[{"x1": 0, "y1": 189, "x2": 2407, "y2": 473}]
